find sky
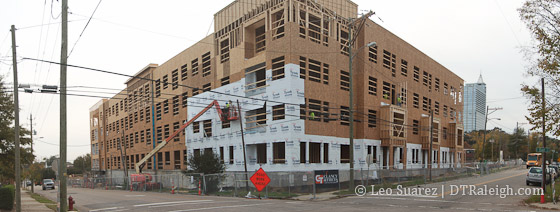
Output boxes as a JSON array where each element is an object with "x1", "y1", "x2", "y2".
[{"x1": 0, "y1": 0, "x2": 538, "y2": 162}]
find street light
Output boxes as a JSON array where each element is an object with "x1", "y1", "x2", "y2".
[{"x1": 349, "y1": 41, "x2": 376, "y2": 190}]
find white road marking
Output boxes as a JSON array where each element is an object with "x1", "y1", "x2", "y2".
[
  {"x1": 149, "y1": 201, "x2": 238, "y2": 208},
  {"x1": 107, "y1": 209, "x2": 129, "y2": 212},
  {"x1": 89, "y1": 207, "x2": 124, "y2": 212},
  {"x1": 134, "y1": 200, "x2": 213, "y2": 207},
  {"x1": 168, "y1": 203, "x2": 274, "y2": 212},
  {"x1": 124, "y1": 195, "x2": 145, "y2": 197}
]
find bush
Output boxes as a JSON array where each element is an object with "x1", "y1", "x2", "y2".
[{"x1": 0, "y1": 184, "x2": 15, "y2": 210}]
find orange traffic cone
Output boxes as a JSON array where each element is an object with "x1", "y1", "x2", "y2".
[{"x1": 198, "y1": 180, "x2": 201, "y2": 196}]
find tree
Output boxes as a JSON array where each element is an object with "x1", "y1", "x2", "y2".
[
  {"x1": 0, "y1": 76, "x2": 34, "y2": 182},
  {"x1": 23, "y1": 162, "x2": 44, "y2": 187},
  {"x1": 185, "y1": 152, "x2": 225, "y2": 174},
  {"x1": 184, "y1": 152, "x2": 225, "y2": 194},
  {"x1": 509, "y1": 127, "x2": 527, "y2": 159},
  {"x1": 519, "y1": 0, "x2": 560, "y2": 136},
  {"x1": 41, "y1": 168, "x2": 56, "y2": 180},
  {"x1": 69, "y1": 154, "x2": 91, "y2": 175}
]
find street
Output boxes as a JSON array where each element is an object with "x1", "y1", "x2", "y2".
[{"x1": 33, "y1": 167, "x2": 553, "y2": 212}]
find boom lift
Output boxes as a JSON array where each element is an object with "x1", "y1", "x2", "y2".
[{"x1": 130, "y1": 100, "x2": 238, "y2": 189}]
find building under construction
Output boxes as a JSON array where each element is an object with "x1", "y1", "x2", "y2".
[{"x1": 89, "y1": 0, "x2": 465, "y2": 174}]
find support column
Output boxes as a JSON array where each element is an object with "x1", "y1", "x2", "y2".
[
  {"x1": 388, "y1": 145, "x2": 394, "y2": 170},
  {"x1": 402, "y1": 146, "x2": 408, "y2": 170}
]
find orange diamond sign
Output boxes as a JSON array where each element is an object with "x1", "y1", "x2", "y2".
[{"x1": 250, "y1": 168, "x2": 271, "y2": 192}]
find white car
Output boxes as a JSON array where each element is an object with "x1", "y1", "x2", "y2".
[
  {"x1": 526, "y1": 167, "x2": 551, "y2": 186},
  {"x1": 42, "y1": 179, "x2": 55, "y2": 190}
]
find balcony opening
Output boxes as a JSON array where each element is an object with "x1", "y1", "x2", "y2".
[
  {"x1": 271, "y1": 10, "x2": 285, "y2": 40},
  {"x1": 203, "y1": 120, "x2": 212, "y2": 137},
  {"x1": 245, "y1": 62, "x2": 266, "y2": 96},
  {"x1": 165, "y1": 151, "x2": 170, "y2": 165},
  {"x1": 245, "y1": 104, "x2": 267, "y2": 131},
  {"x1": 300, "y1": 142, "x2": 306, "y2": 163},
  {"x1": 432, "y1": 122, "x2": 439, "y2": 143},
  {"x1": 273, "y1": 142, "x2": 286, "y2": 164},
  {"x1": 457, "y1": 129, "x2": 463, "y2": 146},
  {"x1": 340, "y1": 144, "x2": 350, "y2": 163},
  {"x1": 309, "y1": 142, "x2": 321, "y2": 163},
  {"x1": 157, "y1": 152, "x2": 163, "y2": 169},
  {"x1": 244, "y1": 19, "x2": 266, "y2": 59},
  {"x1": 271, "y1": 56, "x2": 285, "y2": 80},
  {"x1": 323, "y1": 143, "x2": 329, "y2": 163},
  {"x1": 256, "y1": 143, "x2": 267, "y2": 164},
  {"x1": 174, "y1": 150, "x2": 181, "y2": 169},
  {"x1": 229, "y1": 146, "x2": 234, "y2": 164},
  {"x1": 272, "y1": 104, "x2": 285, "y2": 120},
  {"x1": 220, "y1": 147, "x2": 224, "y2": 164},
  {"x1": 392, "y1": 112, "x2": 405, "y2": 138}
]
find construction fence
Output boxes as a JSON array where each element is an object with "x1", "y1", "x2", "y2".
[{"x1": 70, "y1": 160, "x2": 523, "y2": 199}]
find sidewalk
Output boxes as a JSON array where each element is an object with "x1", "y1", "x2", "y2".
[
  {"x1": 529, "y1": 202, "x2": 560, "y2": 210},
  {"x1": 294, "y1": 191, "x2": 339, "y2": 201},
  {"x1": 18, "y1": 189, "x2": 53, "y2": 212}
]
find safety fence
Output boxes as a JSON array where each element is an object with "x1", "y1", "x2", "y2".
[{"x1": 69, "y1": 160, "x2": 522, "y2": 199}]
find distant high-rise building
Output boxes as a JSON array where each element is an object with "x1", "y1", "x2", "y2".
[{"x1": 463, "y1": 74, "x2": 486, "y2": 132}]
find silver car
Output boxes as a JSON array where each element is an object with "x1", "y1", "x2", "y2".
[
  {"x1": 526, "y1": 167, "x2": 551, "y2": 186},
  {"x1": 42, "y1": 179, "x2": 55, "y2": 190}
]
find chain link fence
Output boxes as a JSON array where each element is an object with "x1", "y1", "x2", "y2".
[{"x1": 70, "y1": 160, "x2": 522, "y2": 199}]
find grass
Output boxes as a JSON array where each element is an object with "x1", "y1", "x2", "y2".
[
  {"x1": 28, "y1": 192, "x2": 57, "y2": 212},
  {"x1": 525, "y1": 178, "x2": 560, "y2": 204}
]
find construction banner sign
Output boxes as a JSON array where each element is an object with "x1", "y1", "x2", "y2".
[{"x1": 314, "y1": 170, "x2": 339, "y2": 188}]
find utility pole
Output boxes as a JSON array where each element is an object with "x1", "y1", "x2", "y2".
[
  {"x1": 59, "y1": 0, "x2": 68, "y2": 210},
  {"x1": 348, "y1": 11, "x2": 374, "y2": 191},
  {"x1": 429, "y1": 110, "x2": 434, "y2": 181},
  {"x1": 541, "y1": 78, "x2": 546, "y2": 193},
  {"x1": 348, "y1": 16, "x2": 355, "y2": 191},
  {"x1": 482, "y1": 106, "x2": 489, "y2": 163},
  {"x1": 481, "y1": 106, "x2": 502, "y2": 163},
  {"x1": 237, "y1": 100, "x2": 249, "y2": 191},
  {"x1": 528, "y1": 129, "x2": 531, "y2": 156},
  {"x1": 11, "y1": 24, "x2": 22, "y2": 212},
  {"x1": 30, "y1": 114, "x2": 34, "y2": 193}
]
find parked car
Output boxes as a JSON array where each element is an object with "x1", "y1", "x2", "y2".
[
  {"x1": 25, "y1": 180, "x2": 32, "y2": 187},
  {"x1": 526, "y1": 167, "x2": 551, "y2": 186},
  {"x1": 42, "y1": 179, "x2": 55, "y2": 190}
]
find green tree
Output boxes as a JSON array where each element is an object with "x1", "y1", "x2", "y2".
[
  {"x1": 23, "y1": 162, "x2": 43, "y2": 183},
  {"x1": 68, "y1": 154, "x2": 91, "y2": 175},
  {"x1": 185, "y1": 151, "x2": 225, "y2": 174},
  {"x1": 509, "y1": 127, "x2": 527, "y2": 159},
  {"x1": 184, "y1": 152, "x2": 225, "y2": 194},
  {"x1": 519, "y1": 0, "x2": 560, "y2": 136},
  {"x1": 0, "y1": 76, "x2": 34, "y2": 182},
  {"x1": 75, "y1": 154, "x2": 91, "y2": 173},
  {"x1": 41, "y1": 168, "x2": 56, "y2": 180}
]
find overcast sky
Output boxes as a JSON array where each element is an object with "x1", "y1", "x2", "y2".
[{"x1": 0, "y1": 0, "x2": 538, "y2": 162}]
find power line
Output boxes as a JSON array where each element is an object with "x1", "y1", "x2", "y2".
[
  {"x1": 68, "y1": 0, "x2": 103, "y2": 58},
  {"x1": 4, "y1": 86, "x2": 436, "y2": 132}
]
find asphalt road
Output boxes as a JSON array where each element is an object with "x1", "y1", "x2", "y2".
[{"x1": 34, "y1": 167, "x2": 554, "y2": 212}]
